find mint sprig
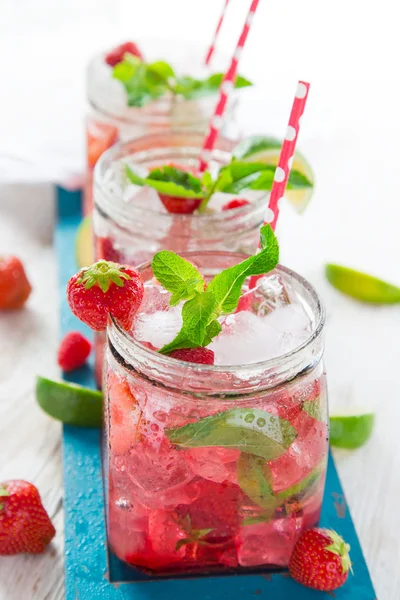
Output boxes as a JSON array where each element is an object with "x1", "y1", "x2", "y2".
[
  {"x1": 152, "y1": 225, "x2": 279, "y2": 354},
  {"x1": 125, "y1": 165, "x2": 209, "y2": 199},
  {"x1": 214, "y1": 161, "x2": 313, "y2": 195},
  {"x1": 113, "y1": 54, "x2": 252, "y2": 107},
  {"x1": 152, "y1": 250, "x2": 205, "y2": 306}
]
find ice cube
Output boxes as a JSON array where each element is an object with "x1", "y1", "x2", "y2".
[
  {"x1": 210, "y1": 311, "x2": 285, "y2": 366},
  {"x1": 134, "y1": 305, "x2": 183, "y2": 349},
  {"x1": 237, "y1": 515, "x2": 304, "y2": 567},
  {"x1": 184, "y1": 447, "x2": 240, "y2": 484},
  {"x1": 252, "y1": 274, "x2": 292, "y2": 315},
  {"x1": 122, "y1": 438, "x2": 194, "y2": 496}
]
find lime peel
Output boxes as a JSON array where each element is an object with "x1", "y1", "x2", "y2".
[
  {"x1": 36, "y1": 376, "x2": 102, "y2": 428},
  {"x1": 330, "y1": 412, "x2": 375, "y2": 449},
  {"x1": 325, "y1": 264, "x2": 400, "y2": 304}
]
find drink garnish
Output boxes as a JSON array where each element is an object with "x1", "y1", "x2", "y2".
[
  {"x1": 326, "y1": 264, "x2": 400, "y2": 303},
  {"x1": 36, "y1": 376, "x2": 103, "y2": 428},
  {"x1": 67, "y1": 260, "x2": 144, "y2": 331},
  {"x1": 111, "y1": 53, "x2": 252, "y2": 107},
  {"x1": 330, "y1": 412, "x2": 375, "y2": 449},
  {"x1": 152, "y1": 224, "x2": 279, "y2": 353},
  {"x1": 125, "y1": 157, "x2": 312, "y2": 214},
  {"x1": 289, "y1": 528, "x2": 352, "y2": 591}
]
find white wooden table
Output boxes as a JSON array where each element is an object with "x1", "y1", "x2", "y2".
[{"x1": 1, "y1": 1, "x2": 400, "y2": 598}]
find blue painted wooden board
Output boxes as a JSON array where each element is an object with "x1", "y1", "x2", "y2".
[{"x1": 55, "y1": 187, "x2": 376, "y2": 599}]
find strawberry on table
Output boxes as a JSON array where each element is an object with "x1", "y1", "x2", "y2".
[
  {"x1": 0, "y1": 481, "x2": 55, "y2": 555},
  {"x1": 57, "y1": 331, "x2": 92, "y2": 372},
  {"x1": 0, "y1": 256, "x2": 32, "y2": 310},
  {"x1": 289, "y1": 528, "x2": 352, "y2": 591},
  {"x1": 67, "y1": 260, "x2": 144, "y2": 331},
  {"x1": 105, "y1": 41, "x2": 144, "y2": 67}
]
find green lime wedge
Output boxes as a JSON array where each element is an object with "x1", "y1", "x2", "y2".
[
  {"x1": 330, "y1": 412, "x2": 375, "y2": 449},
  {"x1": 325, "y1": 264, "x2": 400, "y2": 304},
  {"x1": 233, "y1": 135, "x2": 315, "y2": 213},
  {"x1": 36, "y1": 376, "x2": 102, "y2": 428},
  {"x1": 75, "y1": 216, "x2": 94, "y2": 269}
]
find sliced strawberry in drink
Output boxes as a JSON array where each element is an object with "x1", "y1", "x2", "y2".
[
  {"x1": 222, "y1": 198, "x2": 250, "y2": 211},
  {"x1": 87, "y1": 122, "x2": 118, "y2": 169},
  {"x1": 105, "y1": 41, "x2": 143, "y2": 67},
  {"x1": 96, "y1": 237, "x2": 124, "y2": 263},
  {"x1": 176, "y1": 480, "x2": 243, "y2": 542},
  {"x1": 158, "y1": 194, "x2": 203, "y2": 215}
]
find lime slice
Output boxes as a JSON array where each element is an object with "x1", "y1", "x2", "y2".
[
  {"x1": 233, "y1": 136, "x2": 315, "y2": 213},
  {"x1": 36, "y1": 376, "x2": 102, "y2": 428},
  {"x1": 75, "y1": 216, "x2": 94, "y2": 269},
  {"x1": 330, "y1": 412, "x2": 375, "y2": 449},
  {"x1": 325, "y1": 264, "x2": 400, "y2": 304}
]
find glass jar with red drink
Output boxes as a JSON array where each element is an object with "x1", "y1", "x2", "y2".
[
  {"x1": 85, "y1": 40, "x2": 243, "y2": 215},
  {"x1": 93, "y1": 131, "x2": 269, "y2": 386},
  {"x1": 104, "y1": 251, "x2": 328, "y2": 575}
]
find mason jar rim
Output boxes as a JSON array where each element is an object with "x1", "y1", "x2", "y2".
[
  {"x1": 107, "y1": 253, "x2": 326, "y2": 395},
  {"x1": 94, "y1": 130, "x2": 269, "y2": 224}
]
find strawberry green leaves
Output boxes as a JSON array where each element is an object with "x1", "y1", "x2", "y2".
[
  {"x1": 154, "y1": 225, "x2": 279, "y2": 354},
  {"x1": 166, "y1": 408, "x2": 297, "y2": 460},
  {"x1": 113, "y1": 54, "x2": 252, "y2": 107},
  {"x1": 77, "y1": 260, "x2": 131, "y2": 293}
]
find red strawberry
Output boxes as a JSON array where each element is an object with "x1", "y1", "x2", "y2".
[
  {"x1": 168, "y1": 348, "x2": 215, "y2": 365},
  {"x1": 222, "y1": 198, "x2": 250, "y2": 211},
  {"x1": 0, "y1": 256, "x2": 32, "y2": 309},
  {"x1": 105, "y1": 41, "x2": 143, "y2": 67},
  {"x1": 67, "y1": 260, "x2": 144, "y2": 331},
  {"x1": 57, "y1": 331, "x2": 92, "y2": 372},
  {"x1": 289, "y1": 528, "x2": 352, "y2": 591},
  {"x1": 159, "y1": 194, "x2": 203, "y2": 215},
  {"x1": 0, "y1": 481, "x2": 55, "y2": 554}
]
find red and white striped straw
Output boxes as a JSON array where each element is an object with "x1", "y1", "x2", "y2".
[
  {"x1": 204, "y1": 0, "x2": 231, "y2": 66},
  {"x1": 266, "y1": 81, "x2": 310, "y2": 231},
  {"x1": 199, "y1": 0, "x2": 260, "y2": 172}
]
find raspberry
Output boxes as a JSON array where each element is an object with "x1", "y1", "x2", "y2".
[
  {"x1": 57, "y1": 331, "x2": 92, "y2": 372},
  {"x1": 105, "y1": 42, "x2": 143, "y2": 67},
  {"x1": 222, "y1": 198, "x2": 250, "y2": 211},
  {"x1": 168, "y1": 348, "x2": 215, "y2": 365}
]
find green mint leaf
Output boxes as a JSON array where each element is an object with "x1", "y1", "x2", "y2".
[
  {"x1": 206, "y1": 224, "x2": 279, "y2": 313},
  {"x1": 173, "y1": 72, "x2": 252, "y2": 100},
  {"x1": 146, "y1": 61, "x2": 175, "y2": 84},
  {"x1": 303, "y1": 397, "x2": 323, "y2": 421},
  {"x1": 215, "y1": 161, "x2": 312, "y2": 194},
  {"x1": 125, "y1": 165, "x2": 206, "y2": 199},
  {"x1": 192, "y1": 528, "x2": 213, "y2": 539},
  {"x1": 161, "y1": 291, "x2": 217, "y2": 354},
  {"x1": 242, "y1": 512, "x2": 274, "y2": 526},
  {"x1": 275, "y1": 461, "x2": 324, "y2": 504},
  {"x1": 165, "y1": 408, "x2": 297, "y2": 460},
  {"x1": 160, "y1": 225, "x2": 279, "y2": 352},
  {"x1": 152, "y1": 251, "x2": 205, "y2": 306},
  {"x1": 237, "y1": 454, "x2": 276, "y2": 511},
  {"x1": 232, "y1": 136, "x2": 282, "y2": 159}
]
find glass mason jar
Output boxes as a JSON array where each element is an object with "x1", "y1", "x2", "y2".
[
  {"x1": 85, "y1": 41, "x2": 241, "y2": 215},
  {"x1": 93, "y1": 131, "x2": 268, "y2": 387},
  {"x1": 104, "y1": 252, "x2": 328, "y2": 576}
]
